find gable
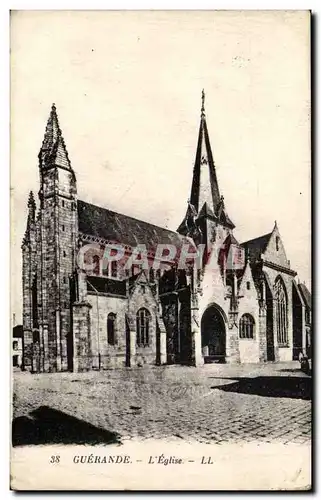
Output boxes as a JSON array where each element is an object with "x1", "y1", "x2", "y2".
[
  {"x1": 128, "y1": 275, "x2": 158, "y2": 317},
  {"x1": 263, "y1": 226, "x2": 289, "y2": 269},
  {"x1": 129, "y1": 270, "x2": 157, "y2": 300},
  {"x1": 238, "y1": 261, "x2": 257, "y2": 298}
]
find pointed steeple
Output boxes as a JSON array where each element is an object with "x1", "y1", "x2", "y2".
[
  {"x1": 178, "y1": 92, "x2": 234, "y2": 235},
  {"x1": 39, "y1": 104, "x2": 72, "y2": 170},
  {"x1": 189, "y1": 90, "x2": 221, "y2": 214}
]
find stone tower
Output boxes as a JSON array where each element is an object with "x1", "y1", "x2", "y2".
[{"x1": 22, "y1": 104, "x2": 78, "y2": 372}]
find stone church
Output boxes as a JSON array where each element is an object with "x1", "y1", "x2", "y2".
[{"x1": 22, "y1": 93, "x2": 310, "y2": 372}]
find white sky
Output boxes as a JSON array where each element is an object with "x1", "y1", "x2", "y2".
[{"x1": 10, "y1": 10, "x2": 311, "y2": 323}]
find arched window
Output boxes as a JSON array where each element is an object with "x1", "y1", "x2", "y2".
[
  {"x1": 275, "y1": 277, "x2": 288, "y2": 346},
  {"x1": 136, "y1": 308, "x2": 151, "y2": 347},
  {"x1": 239, "y1": 314, "x2": 255, "y2": 339},
  {"x1": 107, "y1": 313, "x2": 116, "y2": 345}
]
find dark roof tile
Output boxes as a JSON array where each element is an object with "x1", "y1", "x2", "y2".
[
  {"x1": 298, "y1": 283, "x2": 312, "y2": 310},
  {"x1": 78, "y1": 200, "x2": 193, "y2": 252},
  {"x1": 241, "y1": 232, "x2": 272, "y2": 261}
]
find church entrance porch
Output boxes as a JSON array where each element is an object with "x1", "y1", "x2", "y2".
[{"x1": 201, "y1": 305, "x2": 226, "y2": 363}]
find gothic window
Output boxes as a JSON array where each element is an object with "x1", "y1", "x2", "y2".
[
  {"x1": 136, "y1": 308, "x2": 151, "y2": 347},
  {"x1": 63, "y1": 250, "x2": 66, "y2": 257},
  {"x1": 239, "y1": 314, "x2": 255, "y2": 339},
  {"x1": 62, "y1": 200, "x2": 65, "y2": 208},
  {"x1": 62, "y1": 225, "x2": 65, "y2": 232},
  {"x1": 107, "y1": 313, "x2": 116, "y2": 345},
  {"x1": 275, "y1": 277, "x2": 288, "y2": 346},
  {"x1": 276, "y1": 236, "x2": 280, "y2": 251},
  {"x1": 13, "y1": 341, "x2": 18, "y2": 350},
  {"x1": 246, "y1": 281, "x2": 251, "y2": 290}
]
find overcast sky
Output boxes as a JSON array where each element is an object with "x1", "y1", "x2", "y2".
[{"x1": 11, "y1": 10, "x2": 310, "y2": 323}]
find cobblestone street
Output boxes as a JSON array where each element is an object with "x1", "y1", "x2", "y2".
[{"x1": 12, "y1": 362, "x2": 311, "y2": 446}]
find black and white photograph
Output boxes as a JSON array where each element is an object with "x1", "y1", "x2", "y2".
[{"x1": 10, "y1": 10, "x2": 311, "y2": 490}]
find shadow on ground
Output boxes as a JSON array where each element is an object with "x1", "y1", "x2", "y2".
[
  {"x1": 12, "y1": 406, "x2": 121, "y2": 446},
  {"x1": 210, "y1": 376, "x2": 311, "y2": 400}
]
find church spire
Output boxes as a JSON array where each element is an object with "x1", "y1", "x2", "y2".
[
  {"x1": 38, "y1": 103, "x2": 72, "y2": 170},
  {"x1": 178, "y1": 91, "x2": 235, "y2": 235},
  {"x1": 189, "y1": 90, "x2": 221, "y2": 215}
]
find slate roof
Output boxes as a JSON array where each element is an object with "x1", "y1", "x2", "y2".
[
  {"x1": 78, "y1": 200, "x2": 193, "y2": 251},
  {"x1": 298, "y1": 283, "x2": 312, "y2": 310},
  {"x1": 216, "y1": 206, "x2": 235, "y2": 229},
  {"x1": 241, "y1": 232, "x2": 272, "y2": 262},
  {"x1": 87, "y1": 275, "x2": 127, "y2": 296}
]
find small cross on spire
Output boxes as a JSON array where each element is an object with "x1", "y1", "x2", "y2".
[{"x1": 201, "y1": 89, "x2": 205, "y2": 117}]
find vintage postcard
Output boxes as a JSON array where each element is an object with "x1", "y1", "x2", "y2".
[{"x1": 10, "y1": 10, "x2": 311, "y2": 491}]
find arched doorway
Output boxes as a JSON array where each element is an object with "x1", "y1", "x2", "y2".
[{"x1": 201, "y1": 305, "x2": 226, "y2": 363}]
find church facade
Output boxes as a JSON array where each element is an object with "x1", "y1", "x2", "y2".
[{"x1": 21, "y1": 94, "x2": 309, "y2": 372}]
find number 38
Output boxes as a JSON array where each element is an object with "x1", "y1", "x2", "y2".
[{"x1": 50, "y1": 455, "x2": 60, "y2": 464}]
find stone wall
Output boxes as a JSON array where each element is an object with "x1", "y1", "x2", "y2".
[
  {"x1": 237, "y1": 263, "x2": 261, "y2": 364},
  {"x1": 86, "y1": 277, "x2": 161, "y2": 369},
  {"x1": 128, "y1": 280, "x2": 159, "y2": 367},
  {"x1": 72, "y1": 302, "x2": 92, "y2": 372},
  {"x1": 87, "y1": 293, "x2": 128, "y2": 369}
]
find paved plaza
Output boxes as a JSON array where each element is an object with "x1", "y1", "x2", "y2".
[{"x1": 12, "y1": 362, "x2": 311, "y2": 446}]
